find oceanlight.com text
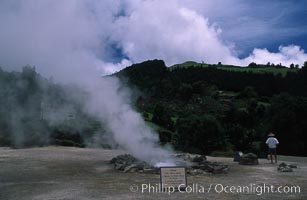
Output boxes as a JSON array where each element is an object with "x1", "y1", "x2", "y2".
[{"x1": 130, "y1": 183, "x2": 301, "y2": 196}]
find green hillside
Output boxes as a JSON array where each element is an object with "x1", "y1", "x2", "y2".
[
  {"x1": 116, "y1": 59, "x2": 307, "y2": 157},
  {"x1": 170, "y1": 61, "x2": 299, "y2": 77}
]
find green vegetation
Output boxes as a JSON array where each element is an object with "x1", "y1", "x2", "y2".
[
  {"x1": 170, "y1": 61, "x2": 299, "y2": 77},
  {"x1": 170, "y1": 61, "x2": 209, "y2": 69},
  {"x1": 116, "y1": 60, "x2": 307, "y2": 157}
]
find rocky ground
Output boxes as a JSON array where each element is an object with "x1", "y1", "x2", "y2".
[{"x1": 0, "y1": 147, "x2": 306, "y2": 200}]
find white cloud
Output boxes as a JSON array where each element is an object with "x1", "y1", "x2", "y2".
[
  {"x1": 110, "y1": 0, "x2": 307, "y2": 67},
  {"x1": 178, "y1": 0, "x2": 307, "y2": 53},
  {"x1": 240, "y1": 45, "x2": 307, "y2": 66},
  {"x1": 112, "y1": 0, "x2": 238, "y2": 65},
  {"x1": 0, "y1": 0, "x2": 306, "y2": 77}
]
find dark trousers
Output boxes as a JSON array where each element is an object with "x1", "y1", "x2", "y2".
[{"x1": 268, "y1": 148, "x2": 277, "y2": 163}]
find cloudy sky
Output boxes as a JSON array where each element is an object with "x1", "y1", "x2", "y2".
[{"x1": 0, "y1": 0, "x2": 307, "y2": 78}]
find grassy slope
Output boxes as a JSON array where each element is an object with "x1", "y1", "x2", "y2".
[{"x1": 170, "y1": 61, "x2": 299, "y2": 77}]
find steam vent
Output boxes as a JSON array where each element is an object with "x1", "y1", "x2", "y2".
[{"x1": 110, "y1": 153, "x2": 229, "y2": 175}]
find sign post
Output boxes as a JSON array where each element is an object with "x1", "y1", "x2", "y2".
[{"x1": 160, "y1": 167, "x2": 187, "y2": 191}]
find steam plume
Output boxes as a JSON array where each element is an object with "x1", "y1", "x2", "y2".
[
  {"x1": 83, "y1": 77, "x2": 176, "y2": 165},
  {"x1": 0, "y1": 0, "x2": 177, "y2": 165}
]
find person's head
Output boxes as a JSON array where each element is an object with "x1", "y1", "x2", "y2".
[{"x1": 268, "y1": 132, "x2": 275, "y2": 137}]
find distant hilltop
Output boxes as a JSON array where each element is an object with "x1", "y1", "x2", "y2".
[
  {"x1": 115, "y1": 59, "x2": 305, "y2": 79},
  {"x1": 170, "y1": 61, "x2": 301, "y2": 77}
]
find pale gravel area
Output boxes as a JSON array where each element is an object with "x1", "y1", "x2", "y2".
[{"x1": 0, "y1": 147, "x2": 306, "y2": 200}]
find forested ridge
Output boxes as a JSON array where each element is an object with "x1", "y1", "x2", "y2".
[
  {"x1": 1, "y1": 60, "x2": 307, "y2": 157},
  {"x1": 115, "y1": 60, "x2": 307, "y2": 157}
]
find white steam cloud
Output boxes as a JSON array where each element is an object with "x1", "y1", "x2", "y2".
[
  {"x1": 0, "y1": 1, "x2": 306, "y2": 164},
  {"x1": 0, "y1": 0, "x2": 177, "y2": 165},
  {"x1": 84, "y1": 77, "x2": 175, "y2": 165}
]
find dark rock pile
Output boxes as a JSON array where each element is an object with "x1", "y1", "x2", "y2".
[
  {"x1": 110, "y1": 154, "x2": 158, "y2": 173},
  {"x1": 278, "y1": 162, "x2": 297, "y2": 172},
  {"x1": 233, "y1": 151, "x2": 243, "y2": 162},
  {"x1": 110, "y1": 153, "x2": 229, "y2": 175},
  {"x1": 239, "y1": 153, "x2": 259, "y2": 165}
]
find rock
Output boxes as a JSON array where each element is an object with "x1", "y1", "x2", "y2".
[
  {"x1": 278, "y1": 167, "x2": 293, "y2": 172},
  {"x1": 110, "y1": 153, "x2": 228, "y2": 175},
  {"x1": 174, "y1": 153, "x2": 185, "y2": 158},
  {"x1": 115, "y1": 163, "x2": 124, "y2": 170},
  {"x1": 129, "y1": 168, "x2": 138, "y2": 173},
  {"x1": 192, "y1": 155, "x2": 207, "y2": 163},
  {"x1": 233, "y1": 151, "x2": 243, "y2": 162},
  {"x1": 279, "y1": 162, "x2": 287, "y2": 167},
  {"x1": 278, "y1": 162, "x2": 295, "y2": 172},
  {"x1": 174, "y1": 153, "x2": 206, "y2": 164},
  {"x1": 194, "y1": 161, "x2": 228, "y2": 174},
  {"x1": 212, "y1": 165, "x2": 229, "y2": 174},
  {"x1": 143, "y1": 168, "x2": 159, "y2": 174},
  {"x1": 188, "y1": 169, "x2": 203, "y2": 175},
  {"x1": 124, "y1": 164, "x2": 137, "y2": 172},
  {"x1": 239, "y1": 153, "x2": 259, "y2": 165},
  {"x1": 199, "y1": 163, "x2": 214, "y2": 172},
  {"x1": 288, "y1": 164, "x2": 297, "y2": 168},
  {"x1": 110, "y1": 154, "x2": 149, "y2": 172},
  {"x1": 110, "y1": 154, "x2": 138, "y2": 167},
  {"x1": 246, "y1": 153, "x2": 257, "y2": 159},
  {"x1": 185, "y1": 153, "x2": 206, "y2": 162}
]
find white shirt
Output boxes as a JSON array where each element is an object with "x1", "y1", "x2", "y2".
[{"x1": 266, "y1": 137, "x2": 279, "y2": 148}]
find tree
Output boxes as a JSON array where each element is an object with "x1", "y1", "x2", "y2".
[
  {"x1": 248, "y1": 62, "x2": 257, "y2": 67},
  {"x1": 174, "y1": 114, "x2": 224, "y2": 154},
  {"x1": 152, "y1": 105, "x2": 173, "y2": 130},
  {"x1": 270, "y1": 94, "x2": 306, "y2": 156},
  {"x1": 239, "y1": 86, "x2": 258, "y2": 99}
]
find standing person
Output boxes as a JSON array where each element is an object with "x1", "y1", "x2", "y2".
[{"x1": 266, "y1": 132, "x2": 279, "y2": 163}]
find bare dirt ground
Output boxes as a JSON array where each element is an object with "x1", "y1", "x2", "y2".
[{"x1": 0, "y1": 147, "x2": 306, "y2": 200}]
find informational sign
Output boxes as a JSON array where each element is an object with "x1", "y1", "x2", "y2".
[{"x1": 160, "y1": 167, "x2": 187, "y2": 191}]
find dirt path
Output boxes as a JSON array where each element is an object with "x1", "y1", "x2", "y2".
[{"x1": 0, "y1": 147, "x2": 306, "y2": 200}]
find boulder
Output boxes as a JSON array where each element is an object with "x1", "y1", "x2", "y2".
[
  {"x1": 124, "y1": 164, "x2": 138, "y2": 172},
  {"x1": 191, "y1": 155, "x2": 207, "y2": 163},
  {"x1": 239, "y1": 153, "x2": 259, "y2": 165},
  {"x1": 196, "y1": 161, "x2": 228, "y2": 174},
  {"x1": 174, "y1": 153, "x2": 207, "y2": 164},
  {"x1": 110, "y1": 153, "x2": 228, "y2": 175},
  {"x1": 278, "y1": 167, "x2": 293, "y2": 172},
  {"x1": 212, "y1": 165, "x2": 229, "y2": 174},
  {"x1": 188, "y1": 169, "x2": 208, "y2": 175},
  {"x1": 143, "y1": 168, "x2": 160, "y2": 174},
  {"x1": 288, "y1": 164, "x2": 297, "y2": 168},
  {"x1": 233, "y1": 151, "x2": 243, "y2": 162},
  {"x1": 278, "y1": 162, "x2": 295, "y2": 172}
]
